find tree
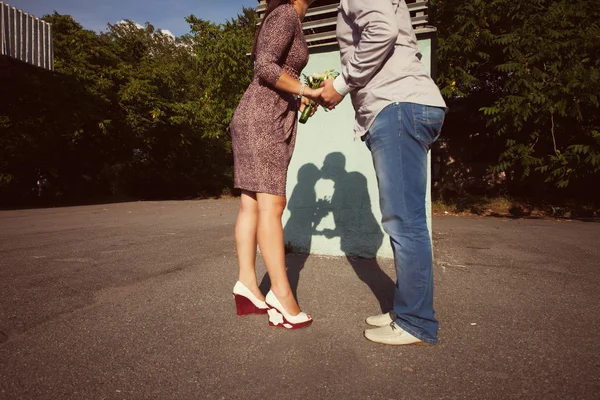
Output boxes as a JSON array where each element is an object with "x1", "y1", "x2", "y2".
[
  {"x1": 0, "y1": 7, "x2": 257, "y2": 205},
  {"x1": 184, "y1": 7, "x2": 257, "y2": 138},
  {"x1": 432, "y1": 0, "x2": 600, "y2": 192}
]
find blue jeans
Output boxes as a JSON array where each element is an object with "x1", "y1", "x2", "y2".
[{"x1": 364, "y1": 102, "x2": 445, "y2": 345}]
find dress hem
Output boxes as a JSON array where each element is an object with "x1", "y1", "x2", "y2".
[{"x1": 234, "y1": 184, "x2": 286, "y2": 198}]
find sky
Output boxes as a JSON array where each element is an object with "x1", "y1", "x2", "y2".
[{"x1": 9, "y1": 0, "x2": 259, "y2": 37}]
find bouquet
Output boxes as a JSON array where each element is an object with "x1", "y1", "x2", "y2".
[
  {"x1": 299, "y1": 69, "x2": 340, "y2": 124},
  {"x1": 312, "y1": 196, "x2": 332, "y2": 229}
]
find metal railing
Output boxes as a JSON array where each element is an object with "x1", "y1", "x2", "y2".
[{"x1": 0, "y1": 1, "x2": 53, "y2": 70}]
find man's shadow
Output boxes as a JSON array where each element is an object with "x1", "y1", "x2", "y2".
[
  {"x1": 260, "y1": 153, "x2": 395, "y2": 312},
  {"x1": 316, "y1": 153, "x2": 394, "y2": 311}
]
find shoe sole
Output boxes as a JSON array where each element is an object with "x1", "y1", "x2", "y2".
[
  {"x1": 269, "y1": 320, "x2": 313, "y2": 330},
  {"x1": 237, "y1": 311, "x2": 268, "y2": 317},
  {"x1": 267, "y1": 308, "x2": 313, "y2": 330},
  {"x1": 363, "y1": 332, "x2": 433, "y2": 346}
]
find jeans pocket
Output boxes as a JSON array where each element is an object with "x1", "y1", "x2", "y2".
[
  {"x1": 414, "y1": 106, "x2": 445, "y2": 148},
  {"x1": 415, "y1": 105, "x2": 446, "y2": 125},
  {"x1": 365, "y1": 103, "x2": 399, "y2": 153}
]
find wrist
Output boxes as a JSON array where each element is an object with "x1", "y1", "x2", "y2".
[
  {"x1": 333, "y1": 75, "x2": 351, "y2": 97},
  {"x1": 297, "y1": 83, "x2": 306, "y2": 99}
]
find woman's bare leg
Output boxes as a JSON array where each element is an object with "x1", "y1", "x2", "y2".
[
  {"x1": 235, "y1": 190, "x2": 264, "y2": 300},
  {"x1": 256, "y1": 192, "x2": 301, "y2": 315}
]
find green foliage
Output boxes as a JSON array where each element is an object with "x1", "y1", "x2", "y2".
[
  {"x1": 184, "y1": 8, "x2": 256, "y2": 138},
  {"x1": 0, "y1": 9, "x2": 257, "y2": 205},
  {"x1": 3, "y1": 1, "x2": 599, "y2": 204},
  {"x1": 432, "y1": 0, "x2": 600, "y2": 189}
]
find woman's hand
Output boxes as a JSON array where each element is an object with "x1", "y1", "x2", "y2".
[
  {"x1": 304, "y1": 87, "x2": 324, "y2": 106},
  {"x1": 299, "y1": 96, "x2": 319, "y2": 117}
]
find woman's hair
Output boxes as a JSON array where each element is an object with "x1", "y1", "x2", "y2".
[{"x1": 250, "y1": 0, "x2": 291, "y2": 62}]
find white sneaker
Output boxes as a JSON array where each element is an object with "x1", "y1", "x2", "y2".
[
  {"x1": 365, "y1": 312, "x2": 394, "y2": 327},
  {"x1": 364, "y1": 322, "x2": 431, "y2": 346}
]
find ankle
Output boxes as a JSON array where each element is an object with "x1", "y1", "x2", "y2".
[
  {"x1": 270, "y1": 286, "x2": 293, "y2": 300},
  {"x1": 238, "y1": 275, "x2": 258, "y2": 290}
]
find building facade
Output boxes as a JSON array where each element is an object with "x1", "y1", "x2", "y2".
[{"x1": 257, "y1": 0, "x2": 437, "y2": 258}]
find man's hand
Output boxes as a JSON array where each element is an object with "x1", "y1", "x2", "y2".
[
  {"x1": 320, "y1": 79, "x2": 344, "y2": 110},
  {"x1": 316, "y1": 228, "x2": 336, "y2": 239}
]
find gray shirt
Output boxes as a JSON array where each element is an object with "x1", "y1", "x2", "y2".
[{"x1": 333, "y1": 0, "x2": 447, "y2": 137}]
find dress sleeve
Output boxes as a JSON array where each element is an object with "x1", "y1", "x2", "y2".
[{"x1": 254, "y1": 6, "x2": 298, "y2": 87}]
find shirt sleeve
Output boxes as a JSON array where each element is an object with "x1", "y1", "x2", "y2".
[
  {"x1": 254, "y1": 6, "x2": 297, "y2": 87},
  {"x1": 333, "y1": 0, "x2": 399, "y2": 97}
]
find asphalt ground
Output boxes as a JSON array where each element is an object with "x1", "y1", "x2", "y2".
[{"x1": 1, "y1": 199, "x2": 599, "y2": 399}]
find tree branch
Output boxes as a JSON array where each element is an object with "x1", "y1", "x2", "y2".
[
  {"x1": 551, "y1": 114, "x2": 558, "y2": 155},
  {"x1": 530, "y1": 135, "x2": 539, "y2": 151}
]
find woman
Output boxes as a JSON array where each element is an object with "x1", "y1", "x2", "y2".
[{"x1": 229, "y1": 0, "x2": 321, "y2": 329}]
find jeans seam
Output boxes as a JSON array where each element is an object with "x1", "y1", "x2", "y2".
[
  {"x1": 409, "y1": 104, "x2": 428, "y2": 308},
  {"x1": 387, "y1": 105, "x2": 426, "y2": 323}
]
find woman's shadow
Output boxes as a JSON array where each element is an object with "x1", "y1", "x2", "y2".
[{"x1": 260, "y1": 153, "x2": 395, "y2": 312}]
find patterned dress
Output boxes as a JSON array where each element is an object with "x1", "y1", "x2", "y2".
[{"x1": 230, "y1": 4, "x2": 309, "y2": 196}]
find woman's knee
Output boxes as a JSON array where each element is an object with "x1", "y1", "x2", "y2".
[
  {"x1": 239, "y1": 190, "x2": 258, "y2": 214},
  {"x1": 257, "y1": 193, "x2": 286, "y2": 217}
]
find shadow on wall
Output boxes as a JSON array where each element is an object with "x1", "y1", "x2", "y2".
[{"x1": 260, "y1": 152, "x2": 394, "y2": 311}]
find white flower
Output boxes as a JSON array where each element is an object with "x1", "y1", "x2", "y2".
[{"x1": 303, "y1": 69, "x2": 340, "y2": 89}]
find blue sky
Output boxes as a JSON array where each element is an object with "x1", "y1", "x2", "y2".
[{"x1": 10, "y1": 0, "x2": 258, "y2": 37}]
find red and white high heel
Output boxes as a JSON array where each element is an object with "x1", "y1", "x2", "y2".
[
  {"x1": 265, "y1": 290, "x2": 312, "y2": 330},
  {"x1": 233, "y1": 281, "x2": 268, "y2": 316}
]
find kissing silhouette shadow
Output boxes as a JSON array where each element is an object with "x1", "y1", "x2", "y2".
[
  {"x1": 260, "y1": 153, "x2": 395, "y2": 312},
  {"x1": 259, "y1": 164, "x2": 321, "y2": 301}
]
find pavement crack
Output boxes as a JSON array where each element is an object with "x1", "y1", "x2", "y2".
[{"x1": 437, "y1": 261, "x2": 469, "y2": 270}]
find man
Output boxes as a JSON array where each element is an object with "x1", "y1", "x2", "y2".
[{"x1": 320, "y1": 0, "x2": 447, "y2": 346}]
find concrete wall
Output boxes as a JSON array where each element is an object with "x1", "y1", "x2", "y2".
[{"x1": 283, "y1": 38, "x2": 434, "y2": 259}]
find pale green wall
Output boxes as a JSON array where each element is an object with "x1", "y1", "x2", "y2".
[{"x1": 283, "y1": 39, "x2": 434, "y2": 259}]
